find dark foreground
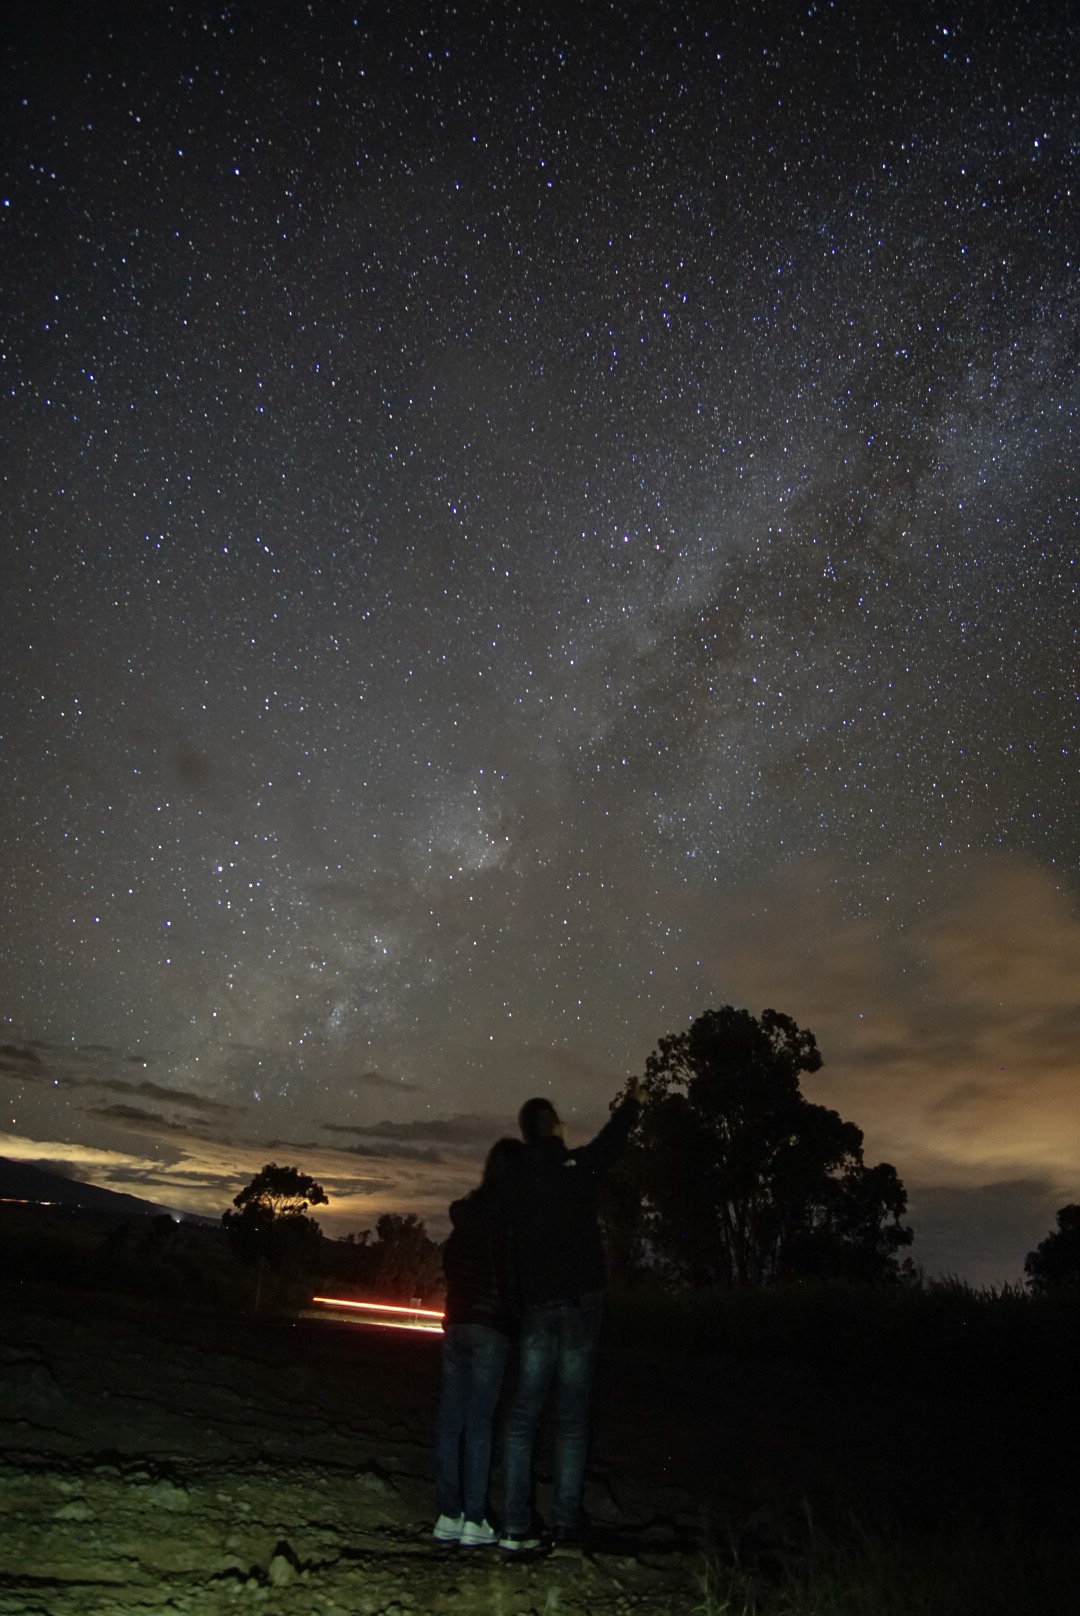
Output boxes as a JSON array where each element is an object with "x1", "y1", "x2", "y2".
[
  {"x1": 2, "y1": 1282, "x2": 1079, "y2": 1615},
  {"x1": 1, "y1": 1286, "x2": 709, "y2": 1616}
]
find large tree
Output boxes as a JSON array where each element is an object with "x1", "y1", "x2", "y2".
[
  {"x1": 1024, "y1": 1205, "x2": 1080, "y2": 1293},
  {"x1": 607, "y1": 1006, "x2": 913, "y2": 1287},
  {"x1": 228, "y1": 1162, "x2": 328, "y2": 1220}
]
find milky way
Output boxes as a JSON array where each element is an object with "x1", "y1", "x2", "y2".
[{"x1": 2, "y1": 2, "x2": 1077, "y2": 1280}]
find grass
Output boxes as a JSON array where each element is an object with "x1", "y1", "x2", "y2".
[
  {"x1": 699, "y1": 1510, "x2": 1080, "y2": 1616},
  {"x1": 603, "y1": 1281, "x2": 1080, "y2": 1616},
  {"x1": 608, "y1": 1274, "x2": 1080, "y2": 1403}
]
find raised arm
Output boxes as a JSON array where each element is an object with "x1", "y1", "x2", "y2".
[{"x1": 573, "y1": 1079, "x2": 644, "y2": 1177}]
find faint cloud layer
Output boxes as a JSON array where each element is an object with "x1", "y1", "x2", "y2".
[
  {"x1": 0, "y1": 1040, "x2": 241, "y2": 1116},
  {"x1": 347, "y1": 1114, "x2": 512, "y2": 1146},
  {"x1": 345, "y1": 1069, "x2": 422, "y2": 1092},
  {"x1": 85, "y1": 1104, "x2": 217, "y2": 1137},
  {"x1": 713, "y1": 855, "x2": 1080, "y2": 1213}
]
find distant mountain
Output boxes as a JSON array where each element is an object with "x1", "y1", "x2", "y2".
[{"x1": 0, "y1": 1157, "x2": 214, "y2": 1223}]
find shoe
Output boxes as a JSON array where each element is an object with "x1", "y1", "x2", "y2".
[
  {"x1": 550, "y1": 1527, "x2": 586, "y2": 1558},
  {"x1": 459, "y1": 1518, "x2": 498, "y2": 1546},
  {"x1": 499, "y1": 1529, "x2": 543, "y2": 1553},
  {"x1": 433, "y1": 1512, "x2": 464, "y2": 1543}
]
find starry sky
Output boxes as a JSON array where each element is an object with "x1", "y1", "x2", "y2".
[{"x1": 1, "y1": 1, "x2": 1077, "y2": 1285}]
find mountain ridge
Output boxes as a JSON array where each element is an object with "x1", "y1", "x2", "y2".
[{"x1": 0, "y1": 1156, "x2": 214, "y2": 1223}]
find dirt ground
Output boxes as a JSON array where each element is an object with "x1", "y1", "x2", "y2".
[
  {"x1": 0, "y1": 1289, "x2": 714, "y2": 1616},
  {"x1": 5, "y1": 1284, "x2": 1077, "y2": 1615}
]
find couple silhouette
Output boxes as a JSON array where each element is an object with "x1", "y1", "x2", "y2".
[{"x1": 433, "y1": 1081, "x2": 644, "y2": 1554}]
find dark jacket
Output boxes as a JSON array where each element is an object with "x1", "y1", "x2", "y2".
[
  {"x1": 509, "y1": 1096, "x2": 641, "y2": 1308},
  {"x1": 442, "y1": 1182, "x2": 515, "y2": 1332}
]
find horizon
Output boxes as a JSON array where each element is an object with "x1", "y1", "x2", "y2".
[{"x1": 0, "y1": 1142, "x2": 1063, "y2": 1294}]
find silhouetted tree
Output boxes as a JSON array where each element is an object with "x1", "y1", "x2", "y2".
[
  {"x1": 370, "y1": 1212, "x2": 443, "y2": 1299},
  {"x1": 1024, "y1": 1205, "x2": 1080, "y2": 1293},
  {"x1": 325, "y1": 1228, "x2": 374, "y2": 1287},
  {"x1": 223, "y1": 1163, "x2": 328, "y2": 1275},
  {"x1": 229, "y1": 1163, "x2": 328, "y2": 1220},
  {"x1": 606, "y1": 1006, "x2": 913, "y2": 1287}
]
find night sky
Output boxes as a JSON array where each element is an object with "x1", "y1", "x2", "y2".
[{"x1": 2, "y1": 2, "x2": 1076, "y2": 1284}]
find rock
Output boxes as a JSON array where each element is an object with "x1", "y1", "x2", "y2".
[
  {"x1": 53, "y1": 1498, "x2": 92, "y2": 1520},
  {"x1": 267, "y1": 1551, "x2": 297, "y2": 1586},
  {"x1": 143, "y1": 1477, "x2": 190, "y2": 1511}
]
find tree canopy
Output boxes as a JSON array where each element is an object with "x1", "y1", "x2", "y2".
[
  {"x1": 1024, "y1": 1205, "x2": 1080, "y2": 1293},
  {"x1": 222, "y1": 1163, "x2": 329, "y2": 1273},
  {"x1": 607, "y1": 1005, "x2": 913, "y2": 1287},
  {"x1": 229, "y1": 1162, "x2": 328, "y2": 1221},
  {"x1": 370, "y1": 1212, "x2": 443, "y2": 1298}
]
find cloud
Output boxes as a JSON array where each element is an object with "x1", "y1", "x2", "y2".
[
  {"x1": 99, "y1": 1078, "x2": 241, "y2": 1115},
  {"x1": 0, "y1": 1127, "x2": 428, "y2": 1229},
  {"x1": 0, "y1": 1037, "x2": 243, "y2": 1117},
  {"x1": 321, "y1": 1123, "x2": 445, "y2": 1160},
  {"x1": 0, "y1": 1132, "x2": 168, "y2": 1179},
  {"x1": 703, "y1": 854, "x2": 1080, "y2": 1192},
  {"x1": 84, "y1": 1104, "x2": 214, "y2": 1137},
  {"x1": 357, "y1": 1114, "x2": 510, "y2": 1145},
  {"x1": 924, "y1": 863, "x2": 1080, "y2": 1012},
  {"x1": 10, "y1": 1157, "x2": 86, "y2": 1184},
  {"x1": 0, "y1": 1043, "x2": 43, "y2": 1071},
  {"x1": 349, "y1": 1142, "x2": 444, "y2": 1163},
  {"x1": 345, "y1": 1069, "x2": 422, "y2": 1092}
]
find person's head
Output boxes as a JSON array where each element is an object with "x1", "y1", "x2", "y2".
[
  {"x1": 518, "y1": 1096, "x2": 563, "y2": 1144},
  {"x1": 481, "y1": 1136, "x2": 524, "y2": 1188}
]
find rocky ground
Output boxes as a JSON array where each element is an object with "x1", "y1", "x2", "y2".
[
  {"x1": 6, "y1": 1283, "x2": 1077, "y2": 1615},
  {"x1": 0, "y1": 1291, "x2": 713, "y2": 1616}
]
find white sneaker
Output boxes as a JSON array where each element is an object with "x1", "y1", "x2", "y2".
[
  {"x1": 499, "y1": 1529, "x2": 543, "y2": 1552},
  {"x1": 433, "y1": 1512, "x2": 464, "y2": 1542},
  {"x1": 459, "y1": 1519, "x2": 497, "y2": 1547}
]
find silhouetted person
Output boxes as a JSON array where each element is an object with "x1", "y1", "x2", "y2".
[
  {"x1": 432, "y1": 1137, "x2": 523, "y2": 1547},
  {"x1": 499, "y1": 1081, "x2": 643, "y2": 1554}
]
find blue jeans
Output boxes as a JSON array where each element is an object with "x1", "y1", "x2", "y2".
[
  {"x1": 435, "y1": 1322, "x2": 509, "y2": 1523},
  {"x1": 502, "y1": 1291, "x2": 603, "y2": 1535}
]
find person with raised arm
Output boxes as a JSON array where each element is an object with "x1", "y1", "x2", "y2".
[{"x1": 499, "y1": 1078, "x2": 644, "y2": 1555}]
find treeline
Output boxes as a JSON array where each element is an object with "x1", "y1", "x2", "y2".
[
  {"x1": 218, "y1": 1162, "x2": 445, "y2": 1307},
  {"x1": 0, "y1": 1197, "x2": 445, "y2": 1314},
  {"x1": 6, "y1": 1003, "x2": 1078, "y2": 1314}
]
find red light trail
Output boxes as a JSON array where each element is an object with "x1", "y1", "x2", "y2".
[{"x1": 310, "y1": 1295, "x2": 444, "y2": 1333}]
